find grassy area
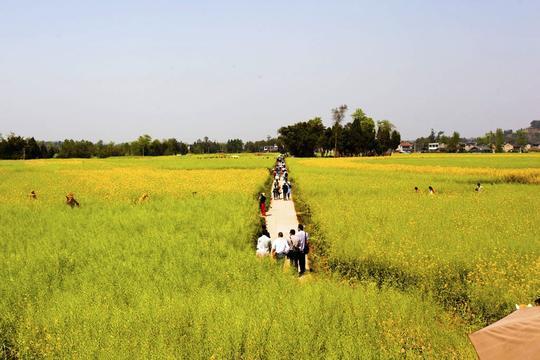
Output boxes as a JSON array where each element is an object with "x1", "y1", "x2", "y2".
[
  {"x1": 357, "y1": 153, "x2": 540, "y2": 169},
  {"x1": 0, "y1": 155, "x2": 475, "y2": 358},
  {"x1": 290, "y1": 154, "x2": 540, "y2": 324}
]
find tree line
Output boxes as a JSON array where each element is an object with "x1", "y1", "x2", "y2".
[
  {"x1": 0, "y1": 133, "x2": 283, "y2": 160},
  {"x1": 1, "y1": 106, "x2": 402, "y2": 159},
  {"x1": 278, "y1": 106, "x2": 401, "y2": 157}
]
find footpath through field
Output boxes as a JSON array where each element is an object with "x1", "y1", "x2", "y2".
[
  {"x1": 265, "y1": 180, "x2": 298, "y2": 243},
  {"x1": 264, "y1": 162, "x2": 312, "y2": 274}
]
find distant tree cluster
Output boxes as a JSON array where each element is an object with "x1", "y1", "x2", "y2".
[
  {"x1": 0, "y1": 134, "x2": 56, "y2": 159},
  {"x1": 244, "y1": 137, "x2": 281, "y2": 153},
  {"x1": 414, "y1": 125, "x2": 532, "y2": 153},
  {"x1": 278, "y1": 107, "x2": 401, "y2": 157},
  {"x1": 0, "y1": 133, "x2": 280, "y2": 159}
]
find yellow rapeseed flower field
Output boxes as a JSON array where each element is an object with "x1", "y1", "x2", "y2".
[
  {"x1": 1, "y1": 155, "x2": 476, "y2": 358},
  {"x1": 290, "y1": 153, "x2": 540, "y2": 324}
]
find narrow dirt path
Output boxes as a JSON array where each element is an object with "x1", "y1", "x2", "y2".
[
  {"x1": 264, "y1": 164, "x2": 312, "y2": 275},
  {"x1": 265, "y1": 180, "x2": 298, "y2": 240}
]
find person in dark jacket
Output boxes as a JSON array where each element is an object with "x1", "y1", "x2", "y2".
[{"x1": 282, "y1": 182, "x2": 289, "y2": 201}]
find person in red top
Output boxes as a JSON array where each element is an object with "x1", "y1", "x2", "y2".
[{"x1": 259, "y1": 192, "x2": 267, "y2": 216}]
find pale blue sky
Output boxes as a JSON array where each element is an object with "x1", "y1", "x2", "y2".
[{"x1": 1, "y1": 0, "x2": 539, "y2": 142}]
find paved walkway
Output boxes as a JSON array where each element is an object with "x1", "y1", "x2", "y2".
[
  {"x1": 264, "y1": 173, "x2": 312, "y2": 274},
  {"x1": 265, "y1": 182, "x2": 298, "y2": 240}
]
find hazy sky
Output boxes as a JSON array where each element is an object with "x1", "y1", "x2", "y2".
[{"x1": 1, "y1": 0, "x2": 539, "y2": 142}]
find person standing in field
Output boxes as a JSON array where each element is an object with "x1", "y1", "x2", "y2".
[
  {"x1": 414, "y1": 186, "x2": 419, "y2": 193},
  {"x1": 475, "y1": 183, "x2": 483, "y2": 192},
  {"x1": 287, "y1": 229, "x2": 300, "y2": 270},
  {"x1": 286, "y1": 181, "x2": 292, "y2": 200},
  {"x1": 256, "y1": 231, "x2": 272, "y2": 257},
  {"x1": 66, "y1": 193, "x2": 80, "y2": 208},
  {"x1": 428, "y1": 186, "x2": 435, "y2": 195},
  {"x1": 296, "y1": 224, "x2": 309, "y2": 276},
  {"x1": 282, "y1": 182, "x2": 289, "y2": 201},
  {"x1": 259, "y1": 192, "x2": 267, "y2": 216},
  {"x1": 271, "y1": 232, "x2": 289, "y2": 262}
]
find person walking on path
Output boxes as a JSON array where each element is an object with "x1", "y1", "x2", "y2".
[
  {"x1": 296, "y1": 224, "x2": 309, "y2": 275},
  {"x1": 273, "y1": 182, "x2": 281, "y2": 200},
  {"x1": 286, "y1": 181, "x2": 292, "y2": 200},
  {"x1": 256, "y1": 231, "x2": 272, "y2": 257},
  {"x1": 282, "y1": 182, "x2": 289, "y2": 201},
  {"x1": 259, "y1": 192, "x2": 267, "y2": 216},
  {"x1": 271, "y1": 232, "x2": 289, "y2": 262},
  {"x1": 287, "y1": 229, "x2": 301, "y2": 270}
]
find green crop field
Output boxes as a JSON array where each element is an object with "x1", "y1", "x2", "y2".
[
  {"x1": 1, "y1": 155, "x2": 476, "y2": 358},
  {"x1": 289, "y1": 154, "x2": 540, "y2": 325}
]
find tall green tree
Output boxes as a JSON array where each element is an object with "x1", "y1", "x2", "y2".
[
  {"x1": 134, "y1": 134, "x2": 152, "y2": 156},
  {"x1": 225, "y1": 139, "x2": 244, "y2": 153},
  {"x1": 515, "y1": 129, "x2": 527, "y2": 152},
  {"x1": 390, "y1": 130, "x2": 401, "y2": 152},
  {"x1": 428, "y1": 129, "x2": 436, "y2": 143},
  {"x1": 376, "y1": 120, "x2": 393, "y2": 154},
  {"x1": 278, "y1": 117, "x2": 325, "y2": 157},
  {"x1": 359, "y1": 116, "x2": 377, "y2": 155},
  {"x1": 331, "y1": 105, "x2": 348, "y2": 157},
  {"x1": 447, "y1": 131, "x2": 461, "y2": 152},
  {"x1": 495, "y1": 128, "x2": 504, "y2": 152}
]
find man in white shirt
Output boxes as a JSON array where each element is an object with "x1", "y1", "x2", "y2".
[
  {"x1": 256, "y1": 233, "x2": 272, "y2": 257},
  {"x1": 271, "y1": 232, "x2": 289, "y2": 261}
]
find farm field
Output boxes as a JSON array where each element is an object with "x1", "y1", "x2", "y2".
[
  {"x1": 0, "y1": 155, "x2": 476, "y2": 358},
  {"x1": 290, "y1": 153, "x2": 540, "y2": 324}
]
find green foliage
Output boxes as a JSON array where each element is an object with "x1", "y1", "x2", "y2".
[
  {"x1": 495, "y1": 128, "x2": 505, "y2": 152},
  {"x1": 280, "y1": 108, "x2": 401, "y2": 157},
  {"x1": 278, "y1": 118, "x2": 325, "y2": 157},
  {"x1": 225, "y1": 138, "x2": 244, "y2": 153},
  {"x1": 331, "y1": 105, "x2": 348, "y2": 156},
  {"x1": 516, "y1": 129, "x2": 527, "y2": 150},
  {"x1": 447, "y1": 131, "x2": 461, "y2": 152}
]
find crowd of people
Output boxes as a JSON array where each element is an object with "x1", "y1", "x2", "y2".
[
  {"x1": 271, "y1": 157, "x2": 292, "y2": 201},
  {"x1": 256, "y1": 223, "x2": 310, "y2": 276},
  {"x1": 256, "y1": 156, "x2": 309, "y2": 276}
]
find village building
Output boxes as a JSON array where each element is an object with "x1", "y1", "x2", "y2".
[
  {"x1": 262, "y1": 145, "x2": 279, "y2": 152},
  {"x1": 396, "y1": 141, "x2": 414, "y2": 153},
  {"x1": 428, "y1": 143, "x2": 440, "y2": 152},
  {"x1": 503, "y1": 143, "x2": 514, "y2": 152}
]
